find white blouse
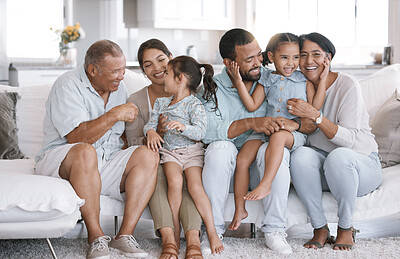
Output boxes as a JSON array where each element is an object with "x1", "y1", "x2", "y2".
[{"x1": 306, "y1": 73, "x2": 378, "y2": 156}]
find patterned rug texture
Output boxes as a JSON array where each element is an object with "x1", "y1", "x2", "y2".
[{"x1": 1, "y1": 236, "x2": 400, "y2": 258}]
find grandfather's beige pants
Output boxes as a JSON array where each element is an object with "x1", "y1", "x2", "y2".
[{"x1": 148, "y1": 165, "x2": 202, "y2": 237}]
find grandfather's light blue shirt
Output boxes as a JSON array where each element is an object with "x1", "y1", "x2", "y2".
[
  {"x1": 143, "y1": 94, "x2": 206, "y2": 150},
  {"x1": 259, "y1": 70, "x2": 307, "y2": 119},
  {"x1": 35, "y1": 65, "x2": 127, "y2": 163},
  {"x1": 197, "y1": 67, "x2": 270, "y2": 149}
]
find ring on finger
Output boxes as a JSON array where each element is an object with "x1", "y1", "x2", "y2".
[{"x1": 288, "y1": 105, "x2": 292, "y2": 110}]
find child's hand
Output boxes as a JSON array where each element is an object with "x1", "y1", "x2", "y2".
[
  {"x1": 226, "y1": 61, "x2": 242, "y2": 85},
  {"x1": 166, "y1": 120, "x2": 186, "y2": 132},
  {"x1": 319, "y1": 57, "x2": 330, "y2": 84},
  {"x1": 146, "y1": 129, "x2": 164, "y2": 152}
]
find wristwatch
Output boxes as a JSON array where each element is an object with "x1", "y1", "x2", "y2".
[{"x1": 314, "y1": 111, "x2": 323, "y2": 125}]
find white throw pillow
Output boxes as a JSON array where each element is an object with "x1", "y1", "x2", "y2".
[
  {"x1": 370, "y1": 89, "x2": 400, "y2": 168},
  {"x1": 359, "y1": 64, "x2": 400, "y2": 121},
  {"x1": 123, "y1": 69, "x2": 150, "y2": 95},
  {"x1": 0, "y1": 172, "x2": 84, "y2": 223}
]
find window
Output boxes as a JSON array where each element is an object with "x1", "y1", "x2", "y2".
[
  {"x1": 6, "y1": 0, "x2": 63, "y2": 59},
  {"x1": 254, "y1": 0, "x2": 388, "y2": 65}
]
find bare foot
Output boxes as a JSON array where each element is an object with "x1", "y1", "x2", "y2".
[
  {"x1": 228, "y1": 209, "x2": 248, "y2": 230},
  {"x1": 333, "y1": 227, "x2": 355, "y2": 251},
  {"x1": 304, "y1": 226, "x2": 332, "y2": 249},
  {"x1": 208, "y1": 232, "x2": 224, "y2": 254},
  {"x1": 244, "y1": 184, "x2": 271, "y2": 200},
  {"x1": 174, "y1": 228, "x2": 180, "y2": 251}
]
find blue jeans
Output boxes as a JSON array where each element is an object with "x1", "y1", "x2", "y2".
[
  {"x1": 202, "y1": 141, "x2": 291, "y2": 234},
  {"x1": 290, "y1": 146, "x2": 383, "y2": 229}
]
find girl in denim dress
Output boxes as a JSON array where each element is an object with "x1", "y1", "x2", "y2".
[{"x1": 227, "y1": 33, "x2": 329, "y2": 231}]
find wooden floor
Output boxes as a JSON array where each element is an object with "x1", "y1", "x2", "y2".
[{"x1": 64, "y1": 213, "x2": 400, "y2": 240}]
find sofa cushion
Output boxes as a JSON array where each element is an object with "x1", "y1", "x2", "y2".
[
  {"x1": 0, "y1": 171, "x2": 84, "y2": 223},
  {"x1": 0, "y1": 84, "x2": 52, "y2": 159},
  {"x1": 371, "y1": 89, "x2": 400, "y2": 168},
  {"x1": 123, "y1": 69, "x2": 150, "y2": 95},
  {"x1": 359, "y1": 64, "x2": 400, "y2": 121},
  {"x1": 0, "y1": 91, "x2": 25, "y2": 159},
  {"x1": 0, "y1": 70, "x2": 148, "y2": 159}
]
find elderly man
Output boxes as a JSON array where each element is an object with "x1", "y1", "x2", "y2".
[{"x1": 35, "y1": 40, "x2": 158, "y2": 259}]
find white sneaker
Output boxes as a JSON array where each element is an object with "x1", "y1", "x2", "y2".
[
  {"x1": 200, "y1": 232, "x2": 224, "y2": 255},
  {"x1": 87, "y1": 236, "x2": 111, "y2": 259},
  {"x1": 264, "y1": 231, "x2": 293, "y2": 255},
  {"x1": 109, "y1": 235, "x2": 148, "y2": 258}
]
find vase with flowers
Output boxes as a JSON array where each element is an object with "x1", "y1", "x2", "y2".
[{"x1": 51, "y1": 23, "x2": 85, "y2": 68}]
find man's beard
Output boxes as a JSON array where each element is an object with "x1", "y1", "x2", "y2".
[{"x1": 240, "y1": 67, "x2": 261, "y2": 82}]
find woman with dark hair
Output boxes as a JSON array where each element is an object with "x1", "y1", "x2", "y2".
[
  {"x1": 125, "y1": 39, "x2": 203, "y2": 259},
  {"x1": 288, "y1": 33, "x2": 383, "y2": 251}
]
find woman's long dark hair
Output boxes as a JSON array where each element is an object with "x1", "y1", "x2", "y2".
[{"x1": 168, "y1": 56, "x2": 218, "y2": 110}]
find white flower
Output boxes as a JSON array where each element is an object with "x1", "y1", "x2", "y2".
[{"x1": 78, "y1": 28, "x2": 86, "y2": 39}]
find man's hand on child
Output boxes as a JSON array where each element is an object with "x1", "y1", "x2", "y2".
[
  {"x1": 252, "y1": 117, "x2": 283, "y2": 135},
  {"x1": 277, "y1": 117, "x2": 298, "y2": 132},
  {"x1": 157, "y1": 114, "x2": 168, "y2": 137}
]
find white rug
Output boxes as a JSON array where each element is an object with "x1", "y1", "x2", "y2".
[{"x1": 1, "y1": 236, "x2": 400, "y2": 259}]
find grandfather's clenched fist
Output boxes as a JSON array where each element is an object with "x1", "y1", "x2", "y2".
[{"x1": 112, "y1": 103, "x2": 139, "y2": 122}]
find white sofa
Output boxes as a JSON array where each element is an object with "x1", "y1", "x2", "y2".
[{"x1": 1, "y1": 65, "x2": 400, "y2": 255}]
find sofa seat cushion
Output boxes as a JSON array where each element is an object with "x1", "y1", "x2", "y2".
[
  {"x1": 0, "y1": 209, "x2": 81, "y2": 239},
  {"x1": 222, "y1": 164, "x2": 400, "y2": 228},
  {"x1": 0, "y1": 162, "x2": 84, "y2": 223},
  {"x1": 99, "y1": 195, "x2": 152, "y2": 219},
  {"x1": 289, "y1": 164, "x2": 400, "y2": 227},
  {"x1": 0, "y1": 158, "x2": 35, "y2": 174}
]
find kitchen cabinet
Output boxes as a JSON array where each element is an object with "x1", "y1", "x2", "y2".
[
  {"x1": 332, "y1": 65, "x2": 387, "y2": 80},
  {"x1": 135, "y1": 0, "x2": 235, "y2": 30},
  {"x1": 8, "y1": 66, "x2": 70, "y2": 87}
]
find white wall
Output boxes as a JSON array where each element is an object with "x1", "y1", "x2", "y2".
[
  {"x1": 0, "y1": 0, "x2": 7, "y2": 80},
  {"x1": 127, "y1": 29, "x2": 224, "y2": 63},
  {"x1": 73, "y1": 0, "x2": 102, "y2": 66},
  {"x1": 389, "y1": 0, "x2": 400, "y2": 64}
]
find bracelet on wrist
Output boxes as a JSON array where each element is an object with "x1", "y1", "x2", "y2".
[{"x1": 293, "y1": 117, "x2": 301, "y2": 131}]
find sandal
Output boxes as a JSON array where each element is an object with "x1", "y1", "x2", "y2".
[
  {"x1": 160, "y1": 242, "x2": 178, "y2": 259},
  {"x1": 333, "y1": 226, "x2": 360, "y2": 250},
  {"x1": 304, "y1": 225, "x2": 334, "y2": 249},
  {"x1": 185, "y1": 244, "x2": 203, "y2": 259}
]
